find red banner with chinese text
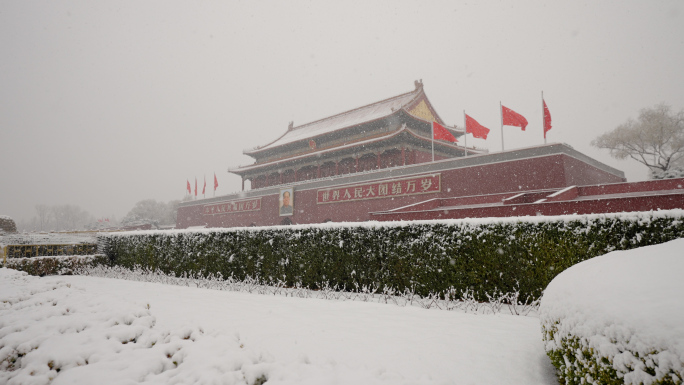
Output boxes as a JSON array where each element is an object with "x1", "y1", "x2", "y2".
[
  {"x1": 317, "y1": 174, "x2": 441, "y2": 204},
  {"x1": 203, "y1": 198, "x2": 261, "y2": 215}
]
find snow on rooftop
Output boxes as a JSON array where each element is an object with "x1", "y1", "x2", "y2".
[{"x1": 250, "y1": 88, "x2": 421, "y2": 153}]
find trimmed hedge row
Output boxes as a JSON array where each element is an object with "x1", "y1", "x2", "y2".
[
  {"x1": 98, "y1": 210, "x2": 684, "y2": 301},
  {"x1": 5, "y1": 255, "x2": 109, "y2": 277},
  {"x1": 6, "y1": 243, "x2": 98, "y2": 258}
]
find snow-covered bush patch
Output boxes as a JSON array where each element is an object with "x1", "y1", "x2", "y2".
[
  {"x1": 540, "y1": 239, "x2": 684, "y2": 385},
  {"x1": 0, "y1": 268, "x2": 273, "y2": 385},
  {"x1": 0, "y1": 216, "x2": 17, "y2": 234},
  {"x1": 4, "y1": 254, "x2": 108, "y2": 277},
  {"x1": 651, "y1": 167, "x2": 684, "y2": 180},
  {"x1": 98, "y1": 210, "x2": 684, "y2": 303}
]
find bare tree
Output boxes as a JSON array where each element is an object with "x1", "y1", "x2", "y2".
[
  {"x1": 35, "y1": 204, "x2": 51, "y2": 231},
  {"x1": 592, "y1": 104, "x2": 684, "y2": 176},
  {"x1": 51, "y1": 204, "x2": 92, "y2": 231},
  {"x1": 123, "y1": 199, "x2": 179, "y2": 227}
]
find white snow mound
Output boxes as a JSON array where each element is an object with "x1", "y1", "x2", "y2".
[{"x1": 540, "y1": 238, "x2": 684, "y2": 385}]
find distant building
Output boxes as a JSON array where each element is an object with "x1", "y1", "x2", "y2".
[{"x1": 176, "y1": 82, "x2": 683, "y2": 229}]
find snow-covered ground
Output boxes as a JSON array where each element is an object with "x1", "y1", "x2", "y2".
[{"x1": 1, "y1": 269, "x2": 557, "y2": 384}]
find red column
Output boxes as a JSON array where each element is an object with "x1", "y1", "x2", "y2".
[
  {"x1": 317, "y1": 164, "x2": 321, "y2": 179},
  {"x1": 279, "y1": 172, "x2": 282, "y2": 185},
  {"x1": 335, "y1": 161, "x2": 339, "y2": 175},
  {"x1": 376, "y1": 153, "x2": 381, "y2": 169},
  {"x1": 355, "y1": 157, "x2": 359, "y2": 173}
]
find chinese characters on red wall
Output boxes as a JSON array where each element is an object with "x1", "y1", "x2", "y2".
[
  {"x1": 317, "y1": 174, "x2": 441, "y2": 204},
  {"x1": 203, "y1": 198, "x2": 261, "y2": 215}
]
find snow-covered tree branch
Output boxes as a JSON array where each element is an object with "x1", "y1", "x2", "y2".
[{"x1": 592, "y1": 104, "x2": 684, "y2": 178}]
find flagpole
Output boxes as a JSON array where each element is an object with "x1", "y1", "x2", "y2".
[
  {"x1": 431, "y1": 120, "x2": 435, "y2": 162},
  {"x1": 500, "y1": 101, "x2": 504, "y2": 152},
  {"x1": 463, "y1": 110, "x2": 468, "y2": 157},
  {"x1": 542, "y1": 91, "x2": 546, "y2": 145}
]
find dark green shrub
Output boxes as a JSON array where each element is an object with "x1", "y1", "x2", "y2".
[
  {"x1": 98, "y1": 211, "x2": 684, "y2": 302},
  {"x1": 5, "y1": 255, "x2": 109, "y2": 276}
]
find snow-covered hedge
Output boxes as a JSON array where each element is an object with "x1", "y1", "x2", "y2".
[
  {"x1": 98, "y1": 210, "x2": 684, "y2": 302},
  {"x1": 81, "y1": 265, "x2": 541, "y2": 316},
  {"x1": 5, "y1": 255, "x2": 109, "y2": 277},
  {"x1": 540, "y1": 238, "x2": 684, "y2": 385},
  {"x1": 5, "y1": 243, "x2": 98, "y2": 258},
  {"x1": 0, "y1": 215, "x2": 17, "y2": 233}
]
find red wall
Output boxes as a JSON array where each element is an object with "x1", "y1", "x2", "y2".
[
  {"x1": 370, "y1": 194, "x2": 684, "y2": 222},
  {"x1": 176, "y1": 153, "x2": 629, "y2": 228},
  {"x1": 369, "y1": 178, "x2": 684, "y2": 222}
]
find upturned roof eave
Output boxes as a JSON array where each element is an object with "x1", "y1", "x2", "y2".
[
  {"x1": 244, "y1": 109, "x2": 407, "y2": 159},
  {"x1": 232, "y1": 126, "x2": 411, "y2": 175},
  {"x1": 243, "y1": 86, "x2": 425, "y2": 156},
  {"x1": 400, "y1": 89, "x2": 448, "y2": 127},
  {"x1": 229, "y1": 125, "x2": 477, "y2": 176},
  {"x1": 243, "y1": 108, "x2": 464, "y2": 164}
]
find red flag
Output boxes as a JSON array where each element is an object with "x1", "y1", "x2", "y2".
[
  {"x1": 194, "y1": 178, "x2": 197, "y2": 197},
  {"x1": 465, "y1": 114, "x2": 490, "y2": 140},
  {"x1": 543, "y1": 99, "x2": 552, "y2": 138},
  {"x1": 186, "y1": 180, "x2": 191, "y2": 194},
  {"x1": 432, "y1": 121, "x2": 457, "y2": 143},
  {"x1": 214, "y1": 173, "x2": 219, "y2": 191},
  {"x1": 202, "y1": 176, "x2": 206, "y2": 195},
  {"x1": 105, "y1": 218, "x2": 109, "y2": 222},
  {"x1": 501, "y1": 105, "x2": 528, "y2": 131}
]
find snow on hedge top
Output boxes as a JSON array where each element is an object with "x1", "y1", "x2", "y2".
[
  {"x1": 105, "y1": 209, "x2": 684, "y2": 238},
  {"x1": 540, "y1": 238, "x2": 684, "y2": 380},
  {"x1": 0, "y1": 232, "x2": 98, "y2": 245}
]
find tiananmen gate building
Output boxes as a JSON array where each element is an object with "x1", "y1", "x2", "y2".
[{"x1": 176, "y1": 81, "x2": 684, "y2": 229}]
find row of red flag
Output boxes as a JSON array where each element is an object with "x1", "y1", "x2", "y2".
[
  {"x1": 431, "y1": 98, "x2": 553, "y2": 142},
  {"x1": 184, "y1": 100, "x2": 552, "y2": 195},
  {"x1": 186, "y1": 173, "x2": 219, "y2": 196}
]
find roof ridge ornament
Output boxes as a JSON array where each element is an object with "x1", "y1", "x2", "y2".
[
  {"x1": 414, "y1": 79, "x2": 423, "y2": 90},
  {"x1": 288, "y1": 121, "x2": 294, "y2": 131}
]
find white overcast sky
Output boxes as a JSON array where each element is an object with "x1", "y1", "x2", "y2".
[{"x1": 1, "y1": 0, "x2": 683, "y2": 223}]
